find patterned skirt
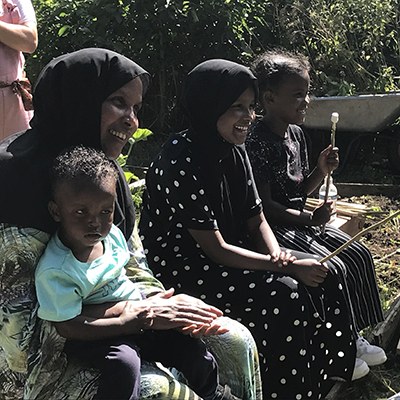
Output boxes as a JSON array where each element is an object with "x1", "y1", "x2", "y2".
[
  {"x1": 273, "y1": 224, "x2": 384, "y2": 331},
  {"x1": 0, "y1": 224, "x2": 262, "y2": 399}
]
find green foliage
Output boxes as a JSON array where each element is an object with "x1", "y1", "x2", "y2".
[
  {"x1": 116, "y1": 128, "x2": 153, "y2": 210},
  {"x1": 275, "y1": 0, "x2": 400, "y2": 95},
  {"x1": 30, "y1": 0, "x2": 400, "y2": 134}
]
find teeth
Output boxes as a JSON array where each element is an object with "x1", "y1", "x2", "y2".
[
  {"x1": 234, "y1": 125, "x2": 249, "y2": 131},
  {"x1": 110, "y1": 129, "x2": 127, "y2": 140}
]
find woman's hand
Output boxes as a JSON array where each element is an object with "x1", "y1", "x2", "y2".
[
  {"x1": 289, "y1": 259, "x2": 329, "y2": 287},
  {"x1": 317, "y1": 145, "x2": 339, "y2": 175},
  {"x1": 128, "y1": 289, "x2": 224, "y2": 331},
  {"x1": 179, "y1": 317, "x2": 230, "y2": 338}
]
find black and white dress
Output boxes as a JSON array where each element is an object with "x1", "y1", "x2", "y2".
[
  {"x1": 140, "y1": 130, "x2": 356, "y2": 400},
  {"x1": 246, "y1": 121, "x2": 384, "y2": 331}
]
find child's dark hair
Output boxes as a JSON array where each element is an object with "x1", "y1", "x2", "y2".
[
  {"x1": 251, "y1": 49, "x2": 311, "y2": 94},
  {"x1": 50, "y1": 146, "x2": 118, "y2": 197}
]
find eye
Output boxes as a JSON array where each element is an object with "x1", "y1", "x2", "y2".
[
  {"x1": 101, "y1": 209, "x2": 113, "y2": 215},
  {"x1": 109, "y1": 96, "x2": 126, "y2": 108},
  {"x1": 75, "y1": 209, "x2": 84, "y2": 215},
  {"x1": 131, "y1": 104, "x2": 142, "y2": 117}
]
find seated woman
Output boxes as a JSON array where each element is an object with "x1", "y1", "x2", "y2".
[
  {"x1": 139, "y1": 58, "x2": 357, "y2": 400},
  {"x1": 0, "y1": 48, "x2": 261, "y2": 400},
  {"x1": 245, "y1": 49, "x2": 386, "y2": 379}
]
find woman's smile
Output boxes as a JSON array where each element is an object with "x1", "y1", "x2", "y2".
[{"x1": 109, "y1": 129, "x2": 129, "y2": 141}]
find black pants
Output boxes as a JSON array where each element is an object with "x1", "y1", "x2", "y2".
[{"x1": 64, "y1": 329, "x2": 219, "y2": 400}]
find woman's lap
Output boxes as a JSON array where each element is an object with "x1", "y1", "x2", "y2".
[
  {"x1": 0, "y1": 224, "x2": 50, "y2": 373},
  {"x1": 203, "y1": 317, "x2": 262, "y2": 400},
  {"x1": 0, "y1": 225, "x2": 261, "y2": 399},
  {"x1": 155, "y1": 261, "x2": 355, "y2": 399}
]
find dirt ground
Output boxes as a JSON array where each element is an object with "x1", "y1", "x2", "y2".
[{"x1": 334, "y1": 195, "x2": 400, "y2": 399}]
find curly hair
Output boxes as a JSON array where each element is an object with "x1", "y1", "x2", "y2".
[
  {"x1": 251, "y1": 49, "x2": 310, "y2": 94},
  {"x1": 50, "y1": 146, "x2": 118, "y2": 197}
]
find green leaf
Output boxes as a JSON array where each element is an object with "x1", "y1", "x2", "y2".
[
  {"x1": 132, "y1": 128, "x2": 153, "y2": 142},
  {"x1": 57, "y1": 25, "x2": 70, "y2": 37}
]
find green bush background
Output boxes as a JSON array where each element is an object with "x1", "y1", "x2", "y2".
[{"x1": 29, "y1": 0, "x2": 400, "y2": 138}]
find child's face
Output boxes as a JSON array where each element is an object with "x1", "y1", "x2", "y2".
[
  {"x1": 216, "y1": 86, "x2": 256, "y2": 145},
  {"x1": 264, "y1": 71, "x2": 310, "y2": 126},
  {"x1": 49, "y1": 178, "x2": 116, "y2": 253}
]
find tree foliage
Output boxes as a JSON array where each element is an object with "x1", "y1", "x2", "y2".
[{"x1": 29, "y1": 0, "x2": 400, "y2": 134}]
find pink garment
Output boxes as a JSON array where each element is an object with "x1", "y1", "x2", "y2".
[{"x1": 0, "y1": 0, "x2": 34, "y2": 140}]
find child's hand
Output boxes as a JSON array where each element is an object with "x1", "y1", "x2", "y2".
[
  {"x1": 119, "y1": 301, "x2": 154, "y2": 332},
  {"x1": 317, "y1": 145, "x2": 339, "y2": 175},
  {"x1": 289, "y1": 259, "x2": 329, "y2": 287},
  {"x1": 310, "y1": 202, "x2": 333, "y2": 225}
]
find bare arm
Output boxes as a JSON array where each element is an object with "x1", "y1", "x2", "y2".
[
  {"x1": 54, "y1": 301, "x2": 153, "y2": 341},
  {"x1": 303, "y1": 145, "x2": 338, "y2": 195},
  {"x1": 0, "y1": 20, "x2": 37, "y2": 53},
  {"x1": 246, "y1": 212, "x2": 281, "y2": 255},
  {"x1": 188, "y1": 220, "x2": 290, "y2": 272},
  {"x1": 54, "y1": 290, "x2": 226, "y2": 340},
  {"x1": 81, "y1": 301, "x2": 127, "y2": 319},
  {"x1": 303, "y1": 165, "x2": 325, "y2": 196},
  {"x1": 189, "y1": 213, "x2": 329, "y2": 286},
  {"x1": 258, "y1": 181, "x2": 316, "y2": 227},
  {"x1": 258, "y1": 145, "x2": 339, "y2": 227}
]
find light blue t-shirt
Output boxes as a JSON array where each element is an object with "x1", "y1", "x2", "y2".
[{"x1": 36, "y1": 224, "x2": 142, "y2": 322}]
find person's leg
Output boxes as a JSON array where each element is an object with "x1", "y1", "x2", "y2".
[
  {"x1": 275, "y1": 225, "x2": 384, "y2": 330},
  {"x1": 202, "y1": 318, "x2": 263, "y2": 400},
  {"x1": 283, "y1": 236, "x2": 387, "y2": 368},
  {"x1": 65, "y1": 337, "x2": 141, "y2": 400},
  {"x1": 136, "y1": 330, "x2": 222, "y2": 399}
]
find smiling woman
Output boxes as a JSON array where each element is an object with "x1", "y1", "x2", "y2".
[
  {"x1": 0, "y1": 49, "x2": 262, "y2": 400},
  {"x1": 139, "y1": 58, "x2": 356, "y2": 399},
  {"x1": 101, "y1": 77, "x2": 143, "y2": 159}
]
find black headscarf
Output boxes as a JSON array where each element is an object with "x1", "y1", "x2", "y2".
[
  {"x1": 181, "y1": 59, "x2": 258, "y2": 240},
  {"x1": 0, "y1": 48, "x2": 150, "y2": 239}
]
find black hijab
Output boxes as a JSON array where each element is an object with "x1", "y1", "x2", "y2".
[
  {"x1": 0, "y1": 48, "x2": 150, "y2": 239},
  {"x1": 181, "y1": 59, "x2": 258, "y2": 240}
]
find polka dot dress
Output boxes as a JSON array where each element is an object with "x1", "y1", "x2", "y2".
[{"x1": 140, "y1": 132, "x2": 356, "y2": 399}]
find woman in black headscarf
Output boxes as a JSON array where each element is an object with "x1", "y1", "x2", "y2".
[
  {"x1": 0, "y1": 49, "x2": 262, "y2": 400},
  {"x1": 140, "y1": 59, "x2": 357, "y2": 399}
]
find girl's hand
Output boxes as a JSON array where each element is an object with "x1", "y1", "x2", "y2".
[
  {"x1": 289, "y1": 259, "x2": 329, "y2": 287},
  {"x1": 310, "y1": 202, "x2": 333, "y2": 225},
  {"x1": 317, "y1": 145, "x2": 339, "y2": 175},
  {"x1": 270, "y1": 249, "x2": 297, "y2": 268}
]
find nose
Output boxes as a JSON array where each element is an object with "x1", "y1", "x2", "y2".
[
  {"x1": 88, "y1": 215, "x2": 100, "y2": 229},
  {"x1": 123, "y1": 107, "x2": 138, "y2": 128}
]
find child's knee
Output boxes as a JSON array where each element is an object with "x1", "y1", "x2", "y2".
[{"x1": 105, "y1": 343, "x2": 141, "y2": 377}]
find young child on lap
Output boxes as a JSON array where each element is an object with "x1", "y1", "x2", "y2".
[{"x1": 35, "y1": 145, "x2": 238, "y2": 400}]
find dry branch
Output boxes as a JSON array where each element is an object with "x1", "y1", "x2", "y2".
[{"x1": 319, "y1": 210, "x2": 400, "y2": 263}]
